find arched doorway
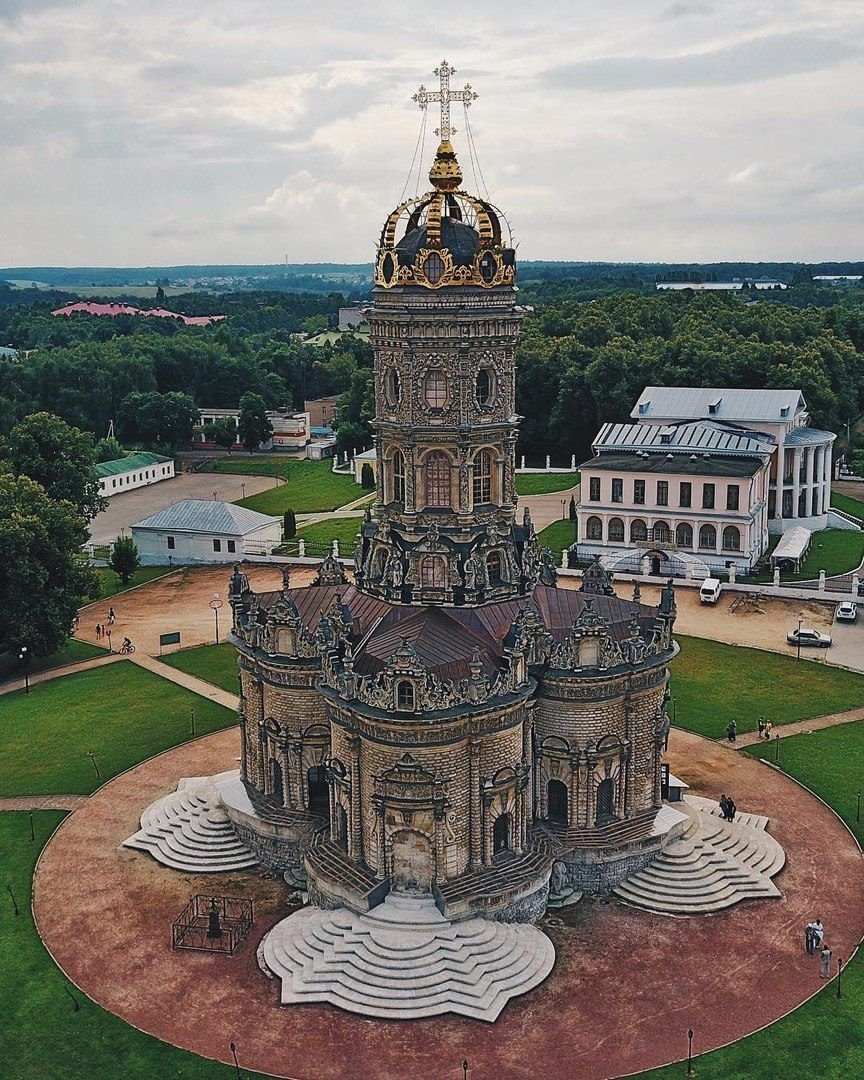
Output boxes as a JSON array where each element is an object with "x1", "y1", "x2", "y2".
[
  {"x1": 649, "y1": 551, "x2": 665, "y2": 576},
  {"x1": 333, "y1": 803, "x2": 348, "y2": 850},
  {"x1": 596, "y1": 778, "x2": 615, "y2": 821},
  {"x1": 307, "y1": 765, "x2": 329, "y2": 818},
  {"x1": 493, "y1": 813, "x2": 512, "y2": 855},
  {"x1": 390, "y1": 829, "x2": 434, "y2": 893},
  {"x1": 269, "y1": 759, "x2": 283, "y2": 805},
  {"x1": 546, "y1": 779, "x2": 568, "y2": 824}
]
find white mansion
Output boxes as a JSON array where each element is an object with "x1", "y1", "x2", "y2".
[{"x1": 577, "y1": 387, "x2": 838, "y2": 576}]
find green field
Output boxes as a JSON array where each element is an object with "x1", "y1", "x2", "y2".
[
  {"x1": 159, "y1": 642, "x2": 239, "y2": 694},
  {"x1": 669, "y1": 635, "x2": 864, "y2": 740},
  {"x1": 797, "y1": 529, "x2": 864, "y2": 578},
  {"x1": 537, "y1": 518, "x2": 579, "y2": 552},
  {"x1": 0, "y1": 663, "x2": 235, "y2": 796},
  {"x1": 0, "y1": 638, "x2": 105, "y2": 684},
  {"x1": 206, "y1": 458, "x2": 358, "y2": 514},
  {"x1": 285, "y1": 515, "x2": 364, "y2": 554},
  {"x1": 515, "y1": 472, "x2": 580, "y2": 495},
  {"x1": 832, "y1": 491, "x2": 864, "y2": 521}
]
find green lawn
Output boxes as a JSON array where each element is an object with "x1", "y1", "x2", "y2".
[
  {"x1": 0, "y1": 663, "x2": 235, "y2": 796},
  {"x1": 642, "y1": 727, "x2": 864, "y2": 1079},
  {"x1": 92, "y1": 565, "x2": 175, "y2": 599},
  {"x1": 206, "y1": 457, "x2": 358, "y2": 514},
  {"x1": 537, "y1": 518, "x2": 579, "y2": 552},
  {"x1": 515, "y1": 472, "x2": 579, "y2": 495},
  {"x1": 0, "y1": 638, "x2": 105, "y2": 684},
  {"x1": 284, "y1": 515, "x2": 364, "y2": 555},
  {"x1": 159, "y1": 642, "x2": 239, "y2": 694},
  {"x1": 669, "y1": 635, "x2": 864, "y2": 740},
  {"x1": 832, "y1": 491, "x2": 864, "y2": 521},
  {"x1": 0, "y1": 811, "x2": 273, "y2": 1080},
  {"x1": 797, "y1": 529, "x2": 864, "y2": 578}
]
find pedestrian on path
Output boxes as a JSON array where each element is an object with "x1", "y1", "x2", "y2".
[
  {"x1": 727, "y1": 719, "x2": 737, "y2": 743},
  {"x1": 813, "y1": 919, "x2": 825, "y2": 949},
  {"x1": 95, "y1": 623, "x2": 102, "y2": 639},
  {"x1": 719, "y1": 794, "x2": 730, "y2": 819},
  {"x1": 107, "y1": 607, "x2": 116, "y2": 626},
  {"x1": 757, "y1": 717, "x2": 766, "y2": 739},
  {"x1": 764, "y1": 720, "x2": 773, "y2": 741},
  {"x1": 727, "y1": 797, "x2": 737, "y2": 822},
  {"x1": 805, "y1": 921, "x2": 816, "y2": 954},
  {"x1": 820, "y1": 944, "x2": 832, "y2": 979}
]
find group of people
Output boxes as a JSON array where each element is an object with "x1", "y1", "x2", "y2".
[
  {"x1": 718, "y1": 794, "x2": 737, "y2": 822},
  {"x1": 757, "y1": 717, "x2": 774, "y2": 741},
  {"x1": 94, "y1": 607, "x2": 116, "y2": 640},
  {"x1": 805, "y1": 919, "x2": 832, "y2": 979}
]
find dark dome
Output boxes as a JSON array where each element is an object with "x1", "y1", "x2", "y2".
[{"x1": 395, "y1": 217, "x2": 480, "y2": 267}]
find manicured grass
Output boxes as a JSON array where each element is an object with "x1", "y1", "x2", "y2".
[
  {"x1": 93, "y1": 565, "x2": 175, "y2": 599},
  {"x1": 669, "y1": 635, "x2": 864, "y2": 740},
  {"x1": 537, "y1": 518, "x2": 579, "y2": 552},
  {"x1": 0, "y1": 662, "x2": 235, "y2": 796},
  {"x1": 208, "y1": 458, "x2": 358, "y2": 514},
  {"x1": 159, "y1": 642, "x2": 239, "y2": 694},
  {"x1": 515, "y1": 472, "x2": 579, "y2": 495},
  {"x1": 797, "y1": 529, "x2": 864, "y2": 578},
  {"x1": 832, "y1": 491, "x2": 864, "y2": 521},
  {"x1": 642, "y1": 728, "x2": 864, "y2": 1079},
  {"x1": 0, "y1": 638, "x2": 105, "y2": 684},
  {"x1": 0, "y1": 811, "x2": 273, "y2": 1080},
  {"x1": 289, "y1": 515, "x2": 364, "y2": 554}
]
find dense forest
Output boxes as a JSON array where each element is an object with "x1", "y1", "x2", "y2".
[{"x1": 1, "y1": 278, "x2": 863, "y2": 465}]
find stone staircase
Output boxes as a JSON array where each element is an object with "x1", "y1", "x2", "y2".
[
  {"x1": 259, "y1": 892, "x2": 555, "y2": 1022},
  {"x1": 612, "y1": 796, "x2": 785, "y2": 916},
  {"x1": 123, "y1": 771, "x2": 258, "y2": 873}
]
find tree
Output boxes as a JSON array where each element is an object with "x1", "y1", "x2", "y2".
[
  {"x1": 361, "y1": 462, "x2": 375, "y2": 490},
  {"x1": 94, "y1": 435, "x2": 125, "y2": 463},
  {"x1": 283, "y1": 509, "x2": 297, "y2": 540},
  {"x1": 237, "y1": 392, "x2": 273, "y2": 451},
  {"x1": 110, "y1": 535, "x2": 140, "y2": 585},
  {"x1": 569, "y1": 496, "x2": 577, "y2": 522},
  {"x1": 202, "y1": 418, "x2": 237, "y2": 451},
  {"x1": 6, "y1": 412, "x2": 105, "y2": 522},
  {"x1": 118, "y1": 390, "x2": 199, "y2": 450},
  {"x1": 0, "y1": 471, "x2": 97, "y2": 657}
]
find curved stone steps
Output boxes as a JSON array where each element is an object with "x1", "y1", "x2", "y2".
[
  {"x1": 123, "y1": 771, "x2": 258, "y2": 873},
  {"x1": 260, "y1": 894, "x2": 555, "y2": 1021}
]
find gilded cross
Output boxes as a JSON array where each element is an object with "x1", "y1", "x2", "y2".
[{"x1": 413, "y1": 60, "x2": 477, "y2": 140}]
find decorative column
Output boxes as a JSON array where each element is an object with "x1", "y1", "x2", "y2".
[
  {"x1": 405, "y1": 446, "x2": 417, "y2": 512},
  {"x1": 568, "y1": 759, "x2": 580, "y2": 827},
  {"x1": 375, "y1": 806, "x2": 387, "y2": 878},
  {"x1": 775, "y1": 443, "x2": 785, "y2": 521},
  {"x1": 469, "y1": 740, "x2": 482, "y2": 869},
  {"x1": 792, "y1": 449, "x2": 802, "y2": 521},
  {"x1": 823, "y1": 443, "x2": 831, "y2": 518},
  {"x1": 807, "y1": 445, "x2": 817, "y2": 518},
  {"x1": 347, "y1": 735, "x2": 363, "y2": 862}
]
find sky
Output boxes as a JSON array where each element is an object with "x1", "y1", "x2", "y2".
[{"x1": 1, "y1": 0, "x2": 862, "y2": 266}]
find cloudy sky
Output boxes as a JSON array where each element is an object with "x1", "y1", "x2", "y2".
[{"x1": 1, "y1": 0, "x2": 862, "y2": 265}]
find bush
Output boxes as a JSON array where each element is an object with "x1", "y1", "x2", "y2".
[
  {"x1": 283, "y1": 508, "x2": 297, "y2": 540},
  {"x1": 361, "y1": 462, "x2": 375, "y2": 490}
]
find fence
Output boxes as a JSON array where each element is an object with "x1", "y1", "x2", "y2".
[{"x1": 172, "y1": 895, "x2": 253, "y2": 954}]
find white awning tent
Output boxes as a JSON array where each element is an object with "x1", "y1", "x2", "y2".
[
  {"x1": 770, "y1": 526, "x2": 811, "y2": 572},
  {"x1": 599, "y1": 548, "x2": 712, "y2": 579}
]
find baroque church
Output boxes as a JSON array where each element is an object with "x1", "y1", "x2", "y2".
[{"x1": 126, "y1": 64, "x2": 784, "y2": 1020}]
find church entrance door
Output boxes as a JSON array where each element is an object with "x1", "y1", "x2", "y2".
[
  {"x1": 493, "y1": 813, "x2": 512, "y2": 855},
  {"x1": 333, "y1": 804, "x2": 348, "y2": 850},
  {"x1": 546, "y1": 779, "x2": 568, "y2": 824},
  {"x1": 596, "y1": 778, "x2": 616, "y2": 821},
  {"x1": 269, "y1": 759, "x2": 283, "y2": 805},
  {"x1": 390, "y1": 829, "x2": 434, "y2": 893},
  {"x1": 651, "y1": 554, "x2": 663, "y2": 576},
  {"x1": 307, "y1": 765, "x2": 329, "y2": 819}
]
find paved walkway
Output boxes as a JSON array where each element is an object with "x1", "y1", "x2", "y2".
[
  {"x1": 32, "y1": 726, "x2": 864, "y2": 1080},
  {"x1": 0, "y1": 651, "x2": 121, "y2": 697},
  {"x1": 0, "y1": 795, "x2": 89, "y2": 811},
  {"x1": 132, "y1": 654, "x2": 240, "y2": 710},
  {"x1": 733, "y1": 705, "x2": 864, "y2": 747}
]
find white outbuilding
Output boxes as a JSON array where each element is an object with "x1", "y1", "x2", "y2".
[{"x1": 131, "y1": 500, "x2": 282, "y2": 565}]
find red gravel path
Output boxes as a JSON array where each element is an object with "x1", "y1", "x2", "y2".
[{"x1": 33, "y1": 728, "x2": 864, "y2": 1080}]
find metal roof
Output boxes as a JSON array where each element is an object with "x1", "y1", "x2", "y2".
[
  {"x1": 631, "y1": 387, "x2": 807, "y2": 423},
  {"x1": 593, "y1": 420, "x2": 772, "y2": 457},
  {"x1": 771, "y1": 526, "x2": 811, "y2": 561},
  {"x1": 95, "y1": 451, "x2": 172, "y2": 478},
  {"x1": 581, "y1": 454, "x2": 765, "y2": 478},
  {"x1": 130, "y1": 500, "x2": 280, "y2": 535},
  {"x1": 784, "y1": 426, "x2": 836, "y2": 446}
]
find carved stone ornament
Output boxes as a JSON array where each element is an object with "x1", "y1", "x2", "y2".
[{"x1": 312, "y1": 555, "x2": 348, "y2": 586}]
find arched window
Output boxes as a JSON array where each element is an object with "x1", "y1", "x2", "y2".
[
  {"x1": 493, "y1": 813, "x2": 511, "y2": 854},
  {"x1": 676, "y1": 522, "x2": 693, "y2": 547},
  {"x1": 423, "y1": 252, "x2": 444, "y2": 284},
  {"x1": 596, "y1": 778, "x2": 615, "y2": 821},
  {"x1": 392, "y1": 449, "x2": 406, "y2": 503},
  {"x1": 699, "y1": 524, "x2": 717, "y2": 550},
  {"x1": 420, "y1": 555, "x2": 446, "y2": 588},
  {"x1": 487, "y1": 551, "x2": 503, "y2": 585},
  {"x1": 476, "y1": 368, "x2": 492, "y2": 405},
  {"x1": 586, "y1": 515, "x2": 603, "y2": 540},
  {"x1": 385, "y1": 367, "x2": 401, "y2": 406},
  {"x1": 722, "y1": 525, "x2": 741, "y2": 551},
  {"x1": 423, "y1": 370, "x2": 447, "y2": 409},
  {"x1": 425, "y1": 452, "x2": 450, "y2": 507},
  {"x1": 307, "y1": 765, "x2": 329, "y2": 818},
  {"x1": 396, "y1": 680, "x2": 415, "y2": 711},
  {"x1": 269, "y1": 759, "x2": 284, "y2": 805},
  {"x1": 547, "y1": 780, "x2": 568, "y2": 824},
  {"x1": 608, "y1": 517, "x2": 625, "y2": 543},
  {"x1": 473, "y1": 449, "x2": 493, "y2": 505},
  {"x1": 381, "y1": 252, "x2": 395, "y2": 284},
  {"x1": 630, "y1": 519, "x2": 648, "y2": 542},
  {"x1": 479, "y1": 252, "x2": 496, "y2": 284},
  {"x1": 653, "y1": 521, "x2": 671, "y2": 544}
]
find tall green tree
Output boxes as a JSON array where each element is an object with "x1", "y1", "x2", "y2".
[
  {"x1": 118, "y1": 390, "x2": 199, "y2": 450},
  {"x1": 237, "y1": 392, "x2": 273, "y2": 451},
  {"x1": 0, "y1": 472, "x2": 97, "y2": 657},
  {"x1": 6, "y1": 412, "x2": 105, "y2": 522},
  {"x1": 110, "y1": 535, "x2": 140, "y2": 585}
]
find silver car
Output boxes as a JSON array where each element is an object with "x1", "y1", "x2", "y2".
[
  {"x1": 836, "y1": 602, "x2": 858, "y2": 623},
  {"x1": 787, "y1": 627, "x2": 832, "y2": 648}
]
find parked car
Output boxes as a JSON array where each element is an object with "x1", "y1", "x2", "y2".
[
  {"x1": 787, "y1": 627, "x2": 832, "y2": 648},
  {"x1": 836, "y1": 602, "x2": 858, "y2": 623}
]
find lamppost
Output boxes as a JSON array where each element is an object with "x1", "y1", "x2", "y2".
[
  {"x1": 560, "y1": 498, "x2": 566, "y2": 520},
  {"x1": 857, "y1": 790, "x2": 861, "y2": 824},
  {"x1": 210, "y1": 593, "x2": 224, "y2": 644},
  {"x1": 18, "y1": 646, "x2": 30, "y2": 694},
  {"x1": 796, "y1": 614, "x2": 804, "y2": 662},
  {"x1": 229, "y1": 1041, "x2": 241, "y2": 1080},
  {"x1": 213, "y1": 489, "x2": 218, "y2": 501},
  {"x1": 105, "y1": 627, "x2": 112, "y2": 654},
  {"x1": 241, "y1": 482, "x2": 246, "y2": 499},
  {"x1": 837, "y1": 956, "x2": 844, "y2": 998},
  {"x1": 687, "y1": 1028, "x2": 694, "y2": 1076}
]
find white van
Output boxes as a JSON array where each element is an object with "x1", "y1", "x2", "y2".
[{"x1": 699, "y1": 578, "x2": 722, "y2": 604}]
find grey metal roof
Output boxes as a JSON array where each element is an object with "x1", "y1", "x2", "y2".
[
  {"x1": 784, "y1": 426, "x2": 836, "y2": 446},
  {"x1": 130, "y1": 500, "x2": 280, "y2": 535},
  {"x1": 631, "y1": 386, "x2": 807, "y2": 423},
  {"x1": 581, "y1": 454, "x2": 765, "y2": 478},
  {"x1": 593, "y1": 420, "x2": 773, "y2": 457}
]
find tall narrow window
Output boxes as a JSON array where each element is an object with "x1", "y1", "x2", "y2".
[
  {"x1": 589, "y1": 477, "x2": 601, "y2": 501},
  {"x1": 423, "y1": 252, "x2": 444, "y2": 284},
  {"x1": 702, "y1": 483, "x2": 715, "y2": 509},
  {"x1": 425, "y1": 452, "x2": 450, "y2": 508},
  {"x1": 633, "y1": 479, "x2": 646, "y2": 505},
  {"x1": 657, "y1": 480, "x2": 669, "y2": 506},
  {"x1": 726, "y1": 484, "x2": 740, "y2": 511},
  {"x1": 679, "y1": 482, "x2": 692, "y2": 508},
  {"x1": 487, "y1": 551, "x2": 503, "y2": 584},
  {"x1": 392, "y1": 450, "x2": 406, "y2": 503},
  {"x1": 611, "y1": 478, "x2": 623, "y2": 503},
  {"x1": 420, "y1": 556, "x2": 446, "y2": 588},
  {"x1": 473, "y1": 450, "x2": 493, "y2": 505},
  {"x1": 423, "y1": 370, "x2": 447, "y2": 409},
  {"x1": 476, "y1": 368, "x2": 492, "y2": 405},
  {"x1": 396, "y1": 681, "x2": 415, "y2": 711}
]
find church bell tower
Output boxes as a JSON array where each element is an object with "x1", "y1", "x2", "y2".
[{"x1": 354, "y1": 62, "x2": 539, "y2": 606}]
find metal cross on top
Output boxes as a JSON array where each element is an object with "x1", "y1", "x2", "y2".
[{"x1": 413, "y1": 60, "x2": 478, "y2": 141}]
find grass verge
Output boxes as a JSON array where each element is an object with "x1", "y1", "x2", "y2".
[
  {"x1": 515, "y1": 472, "x2": 579, "y2": 495},
  {"x1": 206, "y1": 458, "x2": 358, "y2": 514},
  {"x1": 158, "y1": 642, "x2": 239, "y2": 694},
  {"x1": 0, "y1": 639, "x2": 105, "y2": 684},
  {"x1": 537, "y1": 518, "x2": 579, "y2": 552}
]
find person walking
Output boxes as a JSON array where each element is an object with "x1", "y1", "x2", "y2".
[
  {"x1": 820, "y1": 943, "x2": 832, "y2": 979},
  {"x1": 764, "y1": 719, "x2": 773, "y2": 741},
  {"x1": 757, "y1": 717, "x2": 766, "y2": 740},
  {"x1": 727, "y1": 719, "x2": 737, "y2": 743},
  {"x1": 107, "y1": 607, "x2": 116, "y2": 626},
  {"x1": 813, "y1": 919, "x2": 825, "y2": 949},
  {"x1": 719, "y1": 794, "x2": 730, "y2": 820},
  {"x1": 95, "y1": 623, "x2": 102, "y2": 639},
  {"x1": 727, "y1": 797, "x2": 737, "y2": 822},
  {"x1": 805, "y1": 921, "x2": 816, "y2": 954}
]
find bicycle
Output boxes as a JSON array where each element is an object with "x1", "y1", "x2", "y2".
[{"x1": 119, "y1": 642, "x2": 136, "y2": 654}]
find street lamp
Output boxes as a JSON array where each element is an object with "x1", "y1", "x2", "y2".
[
  {"x1": 210, "y1": 593, "x2": 224, "y2": 644},
  {"x1": 18, "y1": 646, "x2": 30, "y2": 694},
  {"x1": 560, "y1": 498, "x2": 566, "y2": 520},
  {"x1": 213, "y1": 489, "x2": 218, "y2": 501},
  {"x1": 796, "y1": 614, "x2": 804, "y2": 662},
  {"x1": 105, "y1": 627, "x2": 112, "y2": 654},
  {"x1": 241, "y1": 482, "x2": 246, "y2": 499},
  {"x1": 687, "y1": 1028, "x2": 694, "y2": 1076}
]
